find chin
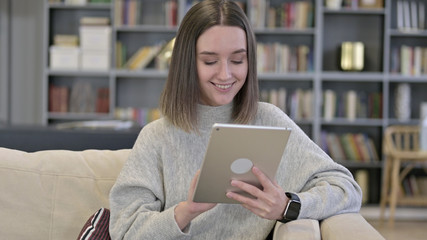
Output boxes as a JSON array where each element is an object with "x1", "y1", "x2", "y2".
[{"x1": 214, "y1": 99, "x2": 233, "y2": 106}]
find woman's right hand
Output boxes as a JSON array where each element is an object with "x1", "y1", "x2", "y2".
[{"x1": 174, "y1": 170, "x2": 217, "y2": 231}]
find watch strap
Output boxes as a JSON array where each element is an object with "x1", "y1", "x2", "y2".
[{"x1": 278, "y1": 192, "x2": 301, "y2": 223}]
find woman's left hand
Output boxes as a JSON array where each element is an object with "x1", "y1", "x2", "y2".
[{"x1": 226, "y1": 166, "x2": 289, "y2": 220}]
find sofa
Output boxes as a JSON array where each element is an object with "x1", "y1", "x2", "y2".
[{"x1": 0, "y1": 147, "x2": 385, "y2": 240}]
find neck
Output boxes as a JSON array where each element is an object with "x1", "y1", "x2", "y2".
[{"x1": 197, "y1": 103, "x2": 233, "y2": 131}]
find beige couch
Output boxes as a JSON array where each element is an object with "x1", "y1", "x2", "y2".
[{"x1": 0, "y1": 147, "x2": 384, "y2": 240}]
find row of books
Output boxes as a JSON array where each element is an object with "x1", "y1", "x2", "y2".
[
  {"x1": 114, "y1": 107, "x2": 161, "y2": 127},
  {"x1": 396, "y1": 0, "x2": 425, "y2": 31},
  {"x1": 114, "y1": 0, "x2": 177, "y2": 26},
  {"x1": 49, "y1": 0, "x2": 110, "y2": 4},
  {"x1": 402, "y1": 175, "x2": 427, "y2": 197},
  {"x1": 260, "y1": 88, "x2": 313, "y2": 120},
  {"x1": 339, "y1": 0, "x2": 384, "y2": 9},
  {"x1": 323, "y1": 89, "x2": 383, "y2": 121},
  {"x1": 49, "y1": 83, "x2": 109, "y2": 114},
  {"x1": 257, "y1": 43, "x2": 313, "y2": 73},
  {"x1": 248, "y1": 0, "x2": 313, "y2": 29},
  {"x1": 116, "y1": 38, "x2": 175, "y2": 70},
  {"x1": 390, "y1": 45, "x2": 427, "y2": 76},
  {"x1": 320, "y1": 131, "x2": 380, "y2": 163}
]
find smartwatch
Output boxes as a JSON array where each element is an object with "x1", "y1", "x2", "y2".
[{"x1": 279, "y1": 192, "x2": 301, "y2": 223}]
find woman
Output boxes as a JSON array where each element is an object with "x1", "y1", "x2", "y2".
[{"x1": 109, "y1": 0, "x2": 362, "y2": 239}]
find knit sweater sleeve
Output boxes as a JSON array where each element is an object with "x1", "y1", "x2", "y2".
[
  {"x1": 257, "y1": 103, "x2": 362, "y2": 220},
  {"x1": 109, "y1": 121, "x2": 191, "y2": 240}
]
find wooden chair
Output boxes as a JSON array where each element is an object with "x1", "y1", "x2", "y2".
[{"x1": 380, "y1": 125, "x2": 427, "y2": 226}]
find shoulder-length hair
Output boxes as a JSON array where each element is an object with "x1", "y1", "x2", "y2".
[{"x1": 159, "y1": 0, "x2": 258, "y2": 132}]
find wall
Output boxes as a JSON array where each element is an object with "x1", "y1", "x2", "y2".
[{"x1": 0, "y1": 0, "x2": 44, "y2": 125}]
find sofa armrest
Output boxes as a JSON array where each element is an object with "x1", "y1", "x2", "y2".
[
  {"x1": 320, "y1": 213, "x2": 385, "y2": 240},
  {"x1": 273, "y1": 219, "x2": 321, "y2": 240}
]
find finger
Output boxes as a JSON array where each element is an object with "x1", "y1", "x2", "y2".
[
  {"x1": 189, "y1": 170, "x2": 201, "y2": 199},
  {"x1": 226, "y1": 191, "x2": 258, "y2": 206},
  {"x1": 230, "y1": 179, "x2": 263, "y2": 199},
  {"x1": 191, "y1": 170, "x2": 200, "y2": 189},
  {"x1": 252, "y1": 167, "x2": 275, "y2": 191}
]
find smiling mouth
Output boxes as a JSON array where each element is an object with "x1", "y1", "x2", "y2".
[{"x1": 213, "y1": 83, "x2": 233, "y2": 90}]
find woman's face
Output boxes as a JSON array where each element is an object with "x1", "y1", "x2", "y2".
[{"x1": 196, "y1": 25, "x2": 248, "y2": 106}]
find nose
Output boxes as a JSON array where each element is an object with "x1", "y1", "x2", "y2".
[{"x1": 218, "y1": 61, "x2": 232, "y2": 81}]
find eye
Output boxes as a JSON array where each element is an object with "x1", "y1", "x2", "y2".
[
  {"x1": 231, "y1": 60, "x2": 243, "y2": 64},
  {"x1": 204, "y1": 61, "x2": 217, "y2": 65}
]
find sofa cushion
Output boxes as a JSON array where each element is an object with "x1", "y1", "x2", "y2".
[
  {"x1": 77, "y1": 208, "x2": 111, "y2": 240},
  {"x1": 0, "y1": 147, "x2": 130, "y2": 240}
]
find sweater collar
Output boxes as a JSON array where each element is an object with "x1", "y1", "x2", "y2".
[{"x1": 197, "y1": 102, "x2": 233, "y2": 131}]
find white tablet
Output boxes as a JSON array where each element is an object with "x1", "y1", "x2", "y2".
[{"x1": 192, "y1": 123, "x2": 291, "y2": 204}]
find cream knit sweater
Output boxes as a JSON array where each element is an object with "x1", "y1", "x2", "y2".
[{"x1": 109, "y1": 102, "x2": 362, "y2": 239}]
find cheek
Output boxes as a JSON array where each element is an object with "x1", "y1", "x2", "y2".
[
  {"x1": 235, "y1": 65, "x2": 248, "y2": 81},
  {"x1": 197, "y1": 62, "x2": 210, "y2": 82}
]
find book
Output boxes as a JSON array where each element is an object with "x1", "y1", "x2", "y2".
[
  {"x1": 302, "y1": 90, "x2": 313, "y2": 119},
  {"x1": 155, "y1": 37, "x2": 175, "y2": 70},
  {"x1": 53, "y1": 34, "x2": 79, "y2": 47},
  {"x1": 125, "y1": 43, "x2": 164, "y2": 70},
  {"x1": 80, "y1": 16, "x2": 110, "y2": 26},
  {"x1": 248, "y1": 0, "x2": 267, "y2": 28},
  {"x1": 366, "y1": 137, "x2": 380, "y2": 162},
  {"x1": 116, "y1": 41, "x2": 123, "y2": 68},
  {"x1": 403, "y1": 0, "x2": 411, "y2": 30},
  {"x1": 277, "y1": 88, "x2": 287, "y2": 112},
  {"x1": 49, "y1": 85, "x2": 69, "y2": 113},
  {"x1": 269, "y1": 89, "x2": 279, "y2": 107},
  {"x1": 340, "y1": 134, "x2": 356, "y2": 161},
  {"x1": 326, "y1": 133, "x2": 346, "y2": 161},
  {"x1": 95, "y1": 87, "x2": 109, "y2": 113},
  {"x1": 323, "y1": 89, "x2": 337, "y2": 121},
  {"x1": 359, "y1": 0, "x2": 383, "y2": 8},
  {"x1": 320, "y1": 131, "x2": 329, "y2": 155},
  {"x1": 346, "y1": 133, "x2": 363, "y2": 161},
  {"x1": 346, "y1": 90, "x2": 357, "y2": 121},
  {"x1": 397, "y1": 0, "x2": 404, "y2": 30},
  {"x1": 354, "y1": 133, "x2": 371, "y2": 162},
  {"x1": 165, "y1": 0, "x2": 178, "y2": 27},
  {"x1": 355, "y1": 170, "x2": 369, "y2": 204},
  {"x1": 297, "y1": 45, "x2": 310, "y2": 72},
  {"x1": 267, "y1": 7, "x2": 276, "y2": 29},
  {"x1": 420, "y1": 2, "x2": 425, "y2": 29},
  {"x1": 414, "y1": 46, "x2": 422, "y2": 76},
  {"x1": 410, "y1": 0, "x2": 418, "y2": 30}
]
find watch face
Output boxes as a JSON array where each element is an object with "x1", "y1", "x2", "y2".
[
  {"x1": 286, "y1": 201, "x2": 301, "y2": 219},
  {"x1": 284, "y1": 192, "x2": 301, "y2": 221}
]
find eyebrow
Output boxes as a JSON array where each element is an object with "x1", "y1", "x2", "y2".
[{"x1": 198, "y1": 48, "x2": 247, "y2": 55}]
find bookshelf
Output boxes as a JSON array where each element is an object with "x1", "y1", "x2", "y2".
[{"x1": 42, "y1": 0, "x2": 427, "y2": 204}]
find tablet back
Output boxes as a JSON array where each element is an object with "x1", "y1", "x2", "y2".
[{"x1": 193, "y1": 123, "x2": 291, "y2": 204}]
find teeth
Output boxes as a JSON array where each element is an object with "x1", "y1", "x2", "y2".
[{"x1": 215, "y1": 83, "x2": 232, "y2": 89}]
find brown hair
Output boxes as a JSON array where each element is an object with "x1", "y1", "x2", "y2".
[{"x1": 159, "y1": 0, "x2": 258, "y2": 132}]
